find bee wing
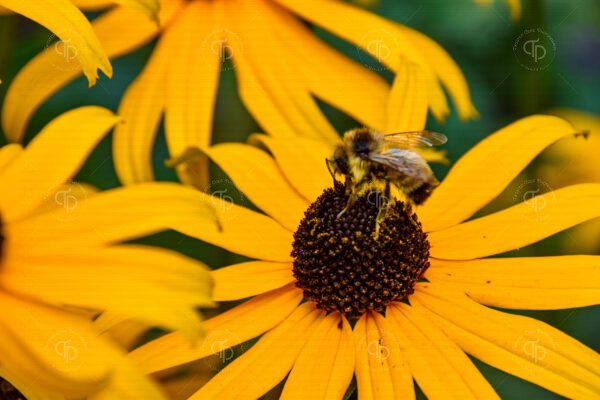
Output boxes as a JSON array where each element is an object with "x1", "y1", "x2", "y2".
[
  {"x1": 368, "y1": 148, "x2": 432, "y2": 182},
  {"x1": 384, "y1": 130, "x2": 447, "y2": 148}
]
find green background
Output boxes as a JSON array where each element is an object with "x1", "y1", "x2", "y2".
[{"x1": 0, "y1": 0, "x2": 598, "y2": 398}]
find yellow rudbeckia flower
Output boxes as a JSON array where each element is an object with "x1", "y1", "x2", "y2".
[
  {"x1": 2, "y1": 0, "x2": 476, "y2": 186},
  {"x1": 0, "y1": 0, "x2": 158, "y2": 85},
  {"x1": 126, "y1": 113, "x2": 600, "y2": 399},
  {"x1": 534, "y1": 108, "x2": 600, "y2": 253},
  {"x1": 0, "y1": 106, "x2": 217, "y2": 399}
]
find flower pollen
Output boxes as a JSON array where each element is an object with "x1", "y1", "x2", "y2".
[{"x1": 292, "y1": 182, "x2": 430, "y2": 317}]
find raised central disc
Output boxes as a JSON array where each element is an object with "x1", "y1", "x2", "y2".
[{"x1": 291, "y1": 183, "x2": 430, "y2": 317}]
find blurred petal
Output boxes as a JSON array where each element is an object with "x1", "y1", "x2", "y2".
[
  {"x1": 0, "y1": 0, "x2": 111, "y2": 86},
  {"x1": 130, "y1": 285, "x2": 303, "y2": 374},
  {"x1": 0, "y1": 107, "x2": 119, "y2": 222},
  {"x1": 229, "y1": 0, "x2": 340, "y2": 145},
  {"x1": 354, "y1": 312, "x2": 414, "y2": 400},
  {"x1": 385, "y1": 61, "x2": 428, "y2": 133},
  {"x1": 163, "y1": 0, "x2": 221, "y2": 188},
  {"x1": 281, "y1": 313, "x2": 354, "y2": 399},
  {"x1": 389, "y1": 303, "x2": 500, "y2": 399},
  {"x1": 256, "y1": 0, "x2": 389, "y2": 132},
  {"x1": 2, "y1": 245, "x2": 213, "y2": 339},
  {"x1": 0, "y1": 292, "x2": 164, "y2": 399},
  {"x1": 0, "y1": 143, "x2": 22, "y2": 172},
  {"x1": 427, "y1": 256, "x2": 600, "y2": 310},
  {"x1": 419, "y1": 115, "x2": 578, "y2": 232},
  {"x1": 397, "y1": 25, "x2": 478, "y2": 120},
  {"x1": 414, "y1": 283, "x2": 600, "y2": 400},
  {"x1": 212, "y1": 261, "x2": 294, "y2": 301},
  {"x1": 1, "y1": 2, "x2": 183, "y2": 142},
  {"x1": 113, "y1": 19, "x2": 172, "y2": 184},
  {"x1": 248, "y1": 134, "x2": 333, "y2": 203},
  {"x1": 112, "y1": 0, "x2": 159, "y2": 21},
  {"x1": 429, "y1": 184, "x2": 600, "y2": 259},
  {"x1": 188, "y1": 303, "x2": 322, "y2": 400},
  {"x1": 203, "y1": 143, "x2": 309, "y2": 231}
]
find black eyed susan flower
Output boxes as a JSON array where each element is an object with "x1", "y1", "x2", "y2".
[
  {"x1": 2, "y1": 0, "x2": 476, "y2": 187},
  {"x1": 127, "y1": 114, "x2": 600, "y2": 399},
  {"x1": 0, "y1": 0, "x2": 158, "y2": 85},
  {"x1": 0, "y1": 106, "x2": 218, "y2": 399}
]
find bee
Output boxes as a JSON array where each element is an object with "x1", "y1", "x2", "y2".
[{"x1": 326, "y1": 127, "x2": 447, "y2": 236}]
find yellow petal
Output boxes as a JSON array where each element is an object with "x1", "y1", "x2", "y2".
[
  {"x1": 0, "y1": 0, "x2": 111, "y2": 86},
  {"x1": 414, "y1": 283, "x2": 600, "y2": 399},
  {"x1": 10, "y1": 182, "x2": 293, "y2": 262},
  {"x1": 229, "y1": 0, "x2": 340, "y2": 145},
  {"x1": 255, "y1": 0, "x2": 389, "y2": 132},
  {"x1": 111, "y1": 0, "x2": 159, "y2": 21},
  {"x1": 389, "y1": 303, "x2": 500, "y2": 399},
  {"x1": 0, "y1": 106, "x2": 119, "y2": 222},
  {"x1": 281, "y1": 313, "x2": 354, "y2": 399},
  {"x1": 0, "y1": 143, "x2": 22, "y2": 172},
  {"x1": 354, "y1": 312, "x2": 414, "y2": 400},
  {"x1": 397, "y1": 25, "x2": 478, "y2": 120},
  {"x1": 419, "y1": 115, "x2": 579, "y2": 233},
  {"x1": 0, "y1": 293, "x2": 165, "y2": 399},
  {"x1": 112, "y1": 19, "x2": 172, "y2": 184},
  {"x1": 385, "y1": 60, "x2": 428, "y2": 133},
  {"x1": 212, "y1": 261, "x2": 294, "y2": 301},
  {"x1": 3, "y1": 244, "x2": 212, "y2": 339},
  {"x1": 272, "y1": 0, "x2": 451, "y2": 121},
  {"x1": 429, "y1": 183, "x2": 600, "y2": 259},
  {"x1": 95, "y1": 312, "x2": 149, "y2": 350},
  {"x1": 162, "y1": 1, "x2": 221, "y2": 189},
  {"x1": 427, "y1": 257, "x2": 600, "y2": 309},
  {"x1": 1, "y1": 2, "x2": 183, "y2": 142},
  {"x1": 129, "y1": 284, "x2": 303, "y2": 374},
  {"x1": 189, "y1": 303, "x2": 322, "y2": 399},
  {"x1": 248, "y1": 134, "x2": 333, "y2": 203},
  {"x1": 203, "y1": 143, "x2": 309, "y2": 231},
  {"x1": 71, "y1": 0, "x2": 113, "y2": 10}
]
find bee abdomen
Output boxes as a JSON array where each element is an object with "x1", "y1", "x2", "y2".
[{"x1": 407, "y1": 182, "x2": 435, "y2": 205}]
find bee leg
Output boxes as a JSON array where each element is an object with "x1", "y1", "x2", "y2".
[
  {"x1": 337, "y1": 190, "x2": 359, "y2": 218},
  {"x1": 374, "y1": 180, "x2": 391, "y2": 239},
  {"x1": 325, "y1": 158, "x2": 336, "y2": 182}
]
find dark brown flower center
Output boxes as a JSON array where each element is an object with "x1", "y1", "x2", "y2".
[
  {"x1": 291, "y1": 182, "x2": 430, "y2": 317},
  {"x1": 0, "y1": 378, "x2": 26, "y2": 400}
]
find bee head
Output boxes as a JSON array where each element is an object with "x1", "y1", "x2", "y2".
[
  {"x1": 329, "y1": 145, "x2": 349, "y2": 176},
  {"x1": 346, "y1": 128, "x2": 379, "y2": 160}
]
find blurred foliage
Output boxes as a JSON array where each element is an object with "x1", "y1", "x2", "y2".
[{"x1": 0, "y1": 0, "x2": 598, "y2": 399}]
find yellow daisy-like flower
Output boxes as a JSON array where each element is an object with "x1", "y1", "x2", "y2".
[
  {"x1": 2, "y1": 0, "x2": 476, "y2": 186},
  {"x1": 125, "y1": 113, "x2": 600, "y2": 399},
  {"x1": 0, "y1": 106, "x2": 217, "y2": 399},
  {"x1": 0, "y1": 0, "x2": 158, "y2": 85},
  {"x1": 534, "y1": 108, "x2": 600, "y2": 253}
]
